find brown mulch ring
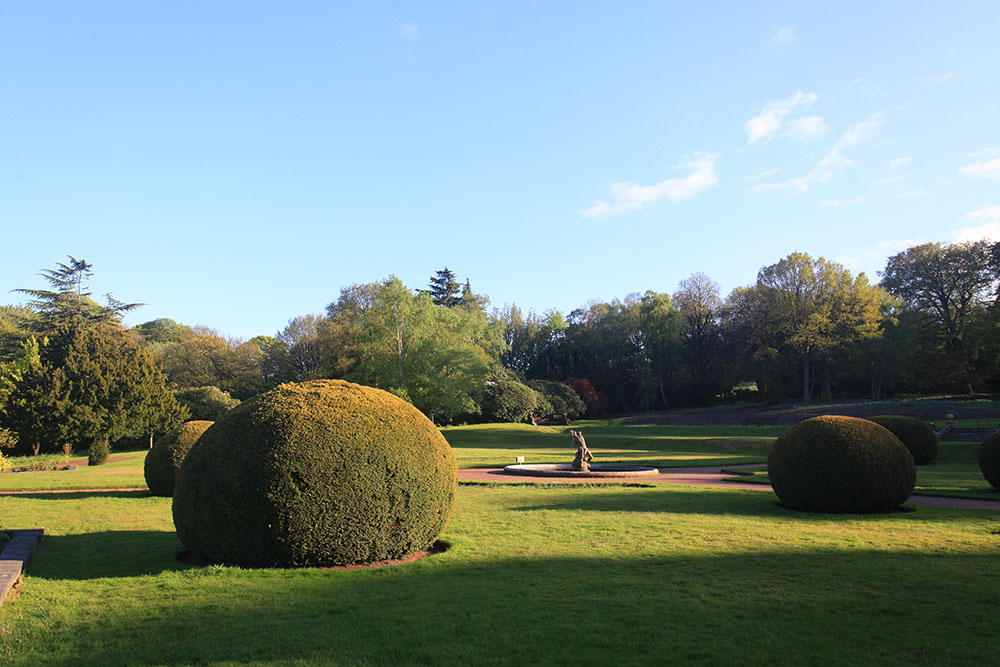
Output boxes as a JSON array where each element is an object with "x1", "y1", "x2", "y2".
[
  {"x1": 177, "y1": 541, "x2": 449, "y2": 570},
  {"x1": 623, "y1": 402, "x2": 1000, "y2": 426}
]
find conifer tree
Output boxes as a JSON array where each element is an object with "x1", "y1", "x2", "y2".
[{"x1": 427, "y1": 268, "x2": 462, "y2": 307}]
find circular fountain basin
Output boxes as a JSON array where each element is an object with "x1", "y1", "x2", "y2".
[{"x1": 501, "y1": 463, "x2": 660, "y2": 478}]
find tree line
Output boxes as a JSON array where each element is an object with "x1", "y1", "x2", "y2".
[{"x1": 2, "y1": 243, "x2": 998, "y2": 456}]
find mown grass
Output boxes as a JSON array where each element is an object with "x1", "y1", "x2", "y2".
[
  {"x1": 2, "y1": 482, "x2": 999, "y2": 665},
  {"x1": 0, "y1": 452, "x2": 147, "y2": 492},
  {"x1": 443, "y1": 421, "x2": 781, "y2": 469}
]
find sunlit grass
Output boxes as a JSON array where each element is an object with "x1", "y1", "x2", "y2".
[
  {"x1": 1, "y1": 483, "x2": 998, "y2": 665},
  {"x1": 444, "y1": 420, "x2": 778, "y2": 469}
]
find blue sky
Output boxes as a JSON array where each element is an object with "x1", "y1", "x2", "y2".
[{"x1": 2, "y1": 2, "x2": 998, "y2": 339}]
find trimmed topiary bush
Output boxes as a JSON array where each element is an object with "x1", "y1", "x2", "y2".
[
  {"x1": 172, "y1": 379, "x2": 458, "y2": 567},
  {"x1": 978, "y1": 431, "x2": 1000, "y2": 491},
  {"x1": 767, "y1": 415, "x2": 916, "y2": 513},
  {"x1": 144, "y1": 420, "x2": 214, "y2": 497},
  {"x1": 868, "y1": 415, "x2": 939, "y2": 465},
  {"x1": 88, "y1": 438, "x2": 110, "y2": 466}
]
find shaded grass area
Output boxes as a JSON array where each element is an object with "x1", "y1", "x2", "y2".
[
  {"x1": 0, "y1": 452, "x2": 147, "y2": 492},
  {"x1": 444, "y1": 421, "x2": 779, "y2": 469},
  {"x1": 724, "y1": 442, "x2": 1000, "y2": 501},
  {"x1": 2, "y1": 484, "x2": 999, "y2": 665}
]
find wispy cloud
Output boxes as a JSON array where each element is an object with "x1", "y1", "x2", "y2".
[
  {"x1": 766, "y1": 26, "x2": 797, "y2": 50},
  {"x1": 580, "y1": 154, "x2": 718, "y2": 218},
  {"x1": 913, "y1": 72, "x2": 954, "y2": 84},
  {"x1": 953, "y1": 222, "x2": 1000, "y2": 243},
  {"x1": 745, "y1": 91, "x2": 818, "y2": 143},
  {"x1": 968, "y1": 205, "x2": 1000, "y2": 221},
  {"x1": 396, "y1": 23, "x2": 419, "y2": 40},
  {"x1": 788, "y1": 116, "x2": 829, "y2": 140},
  {"x1": 819, "y1": 197, "x2": 865, "y2": 207},
  {"x1": 753, "y1": 112, "x2": 885, "y2": 193},
  {"x1": 875, "y1": 175, "x2": 904, "y2": 186},
  {"x1": 748, "y1": 167, "x2": 781, "y2": 181},
  {"x1": 898, "y1": 190, "x2": 927, "y2": 199},
  {"x1": 959, "y1": 147, "x2": 1000, "y2": 181},
  {"x1": 889, "y1": 156, "x2": 914, "y2": 167}
]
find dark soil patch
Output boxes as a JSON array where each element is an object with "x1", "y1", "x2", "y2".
[
  {"x1": 624, "y1": 402, "x2": 1000, "y2": 426},
  {"x1": 67, "y1": 455, "x2": 136, "y2": 467},
  {"x1": 176, "y1": 541, "x2": 450, "y2": 570},
  {"x1": 2, "y1": 465, "x2": 76, "y2": 474}
]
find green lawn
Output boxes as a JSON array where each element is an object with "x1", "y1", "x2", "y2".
[
  {"x1": 2, "y1": 481, "x2": 999, "y2": 665},
  {"x1": 0, "y1": 452, "x2": 148, "y2": 492},
  {"x1": 443, "y1": 420, "x2": 782, "y2": 469}
]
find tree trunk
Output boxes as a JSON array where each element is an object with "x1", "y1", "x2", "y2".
[
  {"x1": 658, "y1": 372, "x2": 669, "y2": 409},
  {"x1": 32, "y1": 441, "x2": 40, "y2": 456},
  {"x1": 820, "y1": 364, "x2": 833, "y2": 401},
  {"x1": 149, "y1": 431, "x2": 154, "y2": 449},
  {"x1": 801, "y1": 353, "x2": 811, "y2": 402}
]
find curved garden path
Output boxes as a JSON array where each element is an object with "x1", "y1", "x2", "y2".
[{"x1": 458, "y1": 464, "x2": 1000, "y2": 510}]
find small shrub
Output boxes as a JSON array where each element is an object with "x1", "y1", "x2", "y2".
[
  {"x1": 528, "y1": 380, "x2": 586, "y2": 419},
  {"x1": 144, "y1": 420, "x2": 214, "y2": 497},
  {"x1": 88, "y1": 438, "x2": 110, "y2": 466},
  {"x1": 481, "y1": 380, "x2": 538, "y2": 423},
  {"x1": 978, "y1": 431, "x2": 1000, "y2": 491},
  {"x1": 767, "y1": 415, "x2": 916, "y2": 513},
  {"x1": 867, "y1": 415, "x2": 939, "y2": 465},
  {"x1": 563, "y1": 378, "x2": 607, "y2": 417},
  {"x1": 172, "y1": 379, "x2": 458, "y2": 567}
]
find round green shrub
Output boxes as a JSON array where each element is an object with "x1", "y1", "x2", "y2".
[
  {"x1": 527, "y1": 380, "x2": 586, "y2": 419},
  {"x1": 978, "y1": 431, "x2": 1000, "y2": 491},
  {"x1": 480, "y1": 380, "x2": 538, "y2": 423},
  {"x1": 145, "y1": 420, "x2": 214, "y2": 497},
  {"x1": 767, "y1": 415, "x2": 916, "y2": 513},
  {"x1": 867, "y1": 415, "x2": 939, "y2": 465},
  {"x1": 172, "y1": 379, "x2": 458, "y2": 567}
]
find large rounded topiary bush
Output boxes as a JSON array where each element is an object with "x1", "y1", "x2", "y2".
[
  {"x1": 144, "y1": 420, "x2": 214, "y2": 497},
  {"x1": 867, "y1": 415, "x2": 939, "y2": 465},
  {"x1": 172, "y1": 379, "x2": 458, "y2": 567},
  {"x1": 767, "y1": 415, "x2": 916, "y2": 513},
  {"x1": 978, "y1": 431, "x2": 1000, "y2": 491}
]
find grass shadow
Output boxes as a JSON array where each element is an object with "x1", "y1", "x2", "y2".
[
  {"x1": 9, "y1": 549, "x2": 1000, "y2": 665},
  {"x1": 29, "y1": 530, "x2": 191, "y2": 580}
]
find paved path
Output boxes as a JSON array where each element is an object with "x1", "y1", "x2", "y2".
[{"x1": 459, "y1": 465, "x2": 1000, "y2": 510}]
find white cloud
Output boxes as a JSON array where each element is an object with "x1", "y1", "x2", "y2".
[
  {"x1": 968, "y1": 205, "x2": 1000, "y2": 221},
  {"x1": 960, "y1": 149, "x2": 1000, "y2": 180},
  {"x1": 580, "y1": 154, "x2": 718, "y2": 218},
  {"x1": 898, "y1": 190, "x2": 927, "y2": 199},
  {"x1": 953, "y1": 222, "x2": 1000, "y2": 243},
  {"x1": 745, "y1": 91, "x2": 817, "y2": 143},
  {"x1": 748, "y1": 167, "x2": 781, "y2": 181},
  {"x1": 755, "y1": 113, "x2": 885, "y2": 193},
  {"x1": 766, "y1": 26, "x2": 797, "y2": 49},
  {"x1": 396, "y1": 23, "x2": 419, "y2": 40},
  {"x1": 890, "y1": 156, "x2": 914, "y2": 167},
  {"x1": 876, "y1": 175, "x2": 904, "y2": 186},
  {"x1": 788, "y1": 116, "x2": 829, "y2": 140},
  {"x1": 819, "y1": 197, "x2": 865, "y2": 207}
]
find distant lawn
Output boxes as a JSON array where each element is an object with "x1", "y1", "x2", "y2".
[
  {"x1": 2, "y1": 480, "x2": 999, "y2": 664},
  {"x1": 724, "y1": 441, "x2": 1000, "y2": 501},
  {"x1": 0, "y1": 451, "x2": 148, "y2": 492},
  {"x1": 443, "y1": 420, "x2": 780, "y2": 469}
]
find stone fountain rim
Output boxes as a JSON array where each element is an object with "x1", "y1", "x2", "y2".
[{"x1": 501, "y1": 463, "x2": 660, "y2": 478}]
